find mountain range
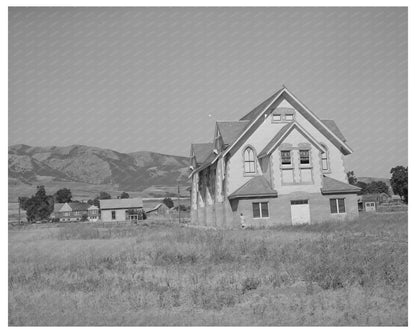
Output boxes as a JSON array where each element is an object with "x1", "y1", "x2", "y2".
[{"x1": 9, "y1": 144, "x2": 190, "y2": 194}]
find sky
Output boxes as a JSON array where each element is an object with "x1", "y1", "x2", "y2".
[{"x1": 9, "y1": 7, "x2": 407, "y2": 178}]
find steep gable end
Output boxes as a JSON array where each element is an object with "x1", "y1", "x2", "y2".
[{"x1": 226, "y1": 88, "x2": 353, "y2": 157}]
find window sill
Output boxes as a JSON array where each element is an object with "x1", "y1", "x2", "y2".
[
  {"x1": 253, "y1": 217, "x2": 270, "y2": 220},
  {"x1": 330, "y1": 212, "x2": 346, "y2": 215},
  {"x1": 280, "y1": 165, "x2": 294, "y2": 170},
  {"x1": 300, "y1": 165, "x2": 312, "y2": 169},
  {"x1": 243, "y1": 172, "x2": 258, "y2": 177}
]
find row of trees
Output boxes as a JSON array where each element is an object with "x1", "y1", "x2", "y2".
[{"x1": 347, "y1": 166, "x2": 408, "y2": 203}]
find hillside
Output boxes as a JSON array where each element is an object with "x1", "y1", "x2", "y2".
[{"x1": 8, "y1": 144, "x2": 190, "y2": 200}]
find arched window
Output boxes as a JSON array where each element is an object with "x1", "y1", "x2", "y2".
[
  {"x1": 244, "y1": 147, "x2": 256, "y2": 174},
  {"x1": 321, "y1": 144, "x2": 329, "y2": 171}
]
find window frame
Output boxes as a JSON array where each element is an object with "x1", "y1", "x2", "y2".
[
  {"x1": 252, "y1": 202, "x2": 270, "y2": 219},
  {"x1": 299, "y1": 149, "x2": 310, "y2": 165},
  {"x1": 329, "y1": 198, "x2": 346, "y2": 214},
  {"x1": 111, "y1": 210, "x2": 116, "y2": 220},
  {"x1": 285, "y1": 113, "x2": 294, "y2": 121},
  {"x1": 320, "y1": 143, "x2": 330, "y2": 172},
  {"x1": 280, "y1": 150, "x2": 292, "y2": 166},
  {"x1": 243, "y1": 146, "x2": 257, "y2": 175},
  {"x1": 271, "y1": 113, "x2": 282, "y2": 123}
]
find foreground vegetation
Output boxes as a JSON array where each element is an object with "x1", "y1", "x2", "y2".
[{"x1": 9, "y1": 213, "x2": 407, "y2": 326}]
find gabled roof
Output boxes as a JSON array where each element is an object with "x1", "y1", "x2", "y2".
[
  {"x1": 191, "y1": 143, "x2": 213, "y2": 164},
  {"x1": 258, "y1": 122, "x2": 325, "y2": 158},
  {"x1": 228, "y1": 176, "x2": 277, "y2": 199},
  {"x1": 321, "y1": 120, "x2": 346, "y2": 142},
  {"x1": 321, "y1": 175, "x2": 361, "y2": 194},
  {"x1": 100, "y1": 197, "x2": 143, "y2": 210},
  {"x1": 58, "y1": 202, "x2": 90, "y2": 212},
  {"x1": 68, "y1": 202, "x2": 91, "y2": 211},
  {"x1": 217, "y1": 121, "x2": 249, "y2": 146},
  {"x1": 240, "y1": 88, "x2": 284, "y2": 121},
  {"x1": 53, "y1": 203, "x2": 65, "y2": 212}
]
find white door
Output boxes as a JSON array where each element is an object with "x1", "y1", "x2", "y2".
[
  {"x1": 290, "y1": 200, "x2": 311, "y2": 225},
  {"x1": 365, "y1": 202, "x2": 376, "y2": 212}
]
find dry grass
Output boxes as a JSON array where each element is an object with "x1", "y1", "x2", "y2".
[{"x1": 9, "y1": 213, "x2": 407, "y2": 326}]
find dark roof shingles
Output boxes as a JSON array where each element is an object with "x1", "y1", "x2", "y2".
[
  {"x1": 191, "y1": 143, "x2": 213, "y2": 164},
  {"x1": 321, "y1": 175, "x2": 361, "y2": 194},
  {"x1": 321, "y1": 120, "x2": 346, "y2": 142},
  {"x1": 239, "y1": 89, "x2": 284, "y2": 121},
  {"x1": 217, "y1": 121, "x2": 249, "y2": 146},
  {"x1": 229, "y1": 176, "x2": 277, "y2": 199}
]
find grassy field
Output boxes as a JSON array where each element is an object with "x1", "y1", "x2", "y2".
[{"x1": 9, "y1": 212, "x2": 407, "y2": 326}]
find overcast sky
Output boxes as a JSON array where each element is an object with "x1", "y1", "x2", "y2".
[{"x1": 9, "y1": 7, "x2": 407, "y2": 178}]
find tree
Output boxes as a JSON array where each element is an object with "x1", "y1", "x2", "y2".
[
  {"x1": 90, "y1": 192, "x2": 112, "y2": 209},
  {"x1": 18, "y1": 196, "x2": 29, "y2": 210},
  {"x1": 120, "y1": 192, "x2": 130, "y2": 199},
  {"x1": 347, "y1": 171, "x2": 357, "y2": 185},
  {"x1": 25, "y1": 186, "x2": 54, "y2": 222},
  {"x1": 365, "y1": 181, "x2": 389, "y2": 195},
  {"x1": 54, "y1": 188, "x2": 72, "y2": 203},
  {"x1": 390, "y1": 166, "x2": 408, "y2": 203},
  {"x1": 99, "y1": 192, "x2": 111, "y2": 200},
  {"x1": 356, "y1": 181, "x2": 368, "y2": 194},
  {"x1": 163, "y1": 197, "x2": 174, "y2": 209}
]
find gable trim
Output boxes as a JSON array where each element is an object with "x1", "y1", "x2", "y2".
[
  {"x1": 258, "y1": 122, "x2": 325, "y2": 158},
  {"x1": 223, "y1": 87, "x2": 353, "y2": 159}
]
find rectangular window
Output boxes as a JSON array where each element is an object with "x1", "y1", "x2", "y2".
[
  {"x1": 330, "y1": 198, "x2": 346, "y2": 214},
  {"x1": 272, "y1": 114, "x2": 281, "y2": 122},
  {"x1": 111, "y1": 210, "x2": 116, "y2": 220},
  {"x1": 281, "y1": 150, "x2": 291, "y2": 165},
  {"x1": 285, "y1": 114, "x2": 294, "y2": 121},
  {"x1": 300, "y1": 150, "x2": 310, "y2": 164},
  {"x1": 252, "y1": 202, "x2": 269, "y2": 218}
]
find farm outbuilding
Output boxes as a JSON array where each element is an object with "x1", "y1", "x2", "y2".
[
  {"x1": 358, "y1": 193, "x2": 391, "y2": 212},
  {"x1": 99, "y1": 198, "x2": 145, "y2": 222}
]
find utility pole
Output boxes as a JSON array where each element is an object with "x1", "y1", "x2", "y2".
[
  {"x1": 18, "y1": 197, "x2": 21, "y2": 224},
  {"x1": 177, "y1": 182, "x2": 180, "y2": 224}
]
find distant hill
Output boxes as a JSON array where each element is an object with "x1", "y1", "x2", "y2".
[{"x1": 8, "y1": 144, "x2": 190, "y2": 200}]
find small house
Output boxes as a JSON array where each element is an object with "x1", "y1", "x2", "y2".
[
  {"x1": 52, "y1": 202, "x2": 90, "y2": 222},
  {"x1": 99, "y1": 198, "x2": 144, "y2": 222}
]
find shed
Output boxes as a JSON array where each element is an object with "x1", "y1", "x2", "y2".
[{"x1": 99, "y1": 198, "x2": 144, "y2": 222}]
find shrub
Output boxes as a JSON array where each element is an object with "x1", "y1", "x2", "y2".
[{"x1": 241, "y1": 277, "x2": 261, "y2": 294}]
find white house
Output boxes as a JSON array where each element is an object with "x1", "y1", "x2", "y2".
[
  {"x1": 87, "y1": 205, "x2": 99, "y2": 222},
  {"x1": 99, "y1": 198, "x2": 144, "y2": 222},
  {"x1": 189, "y1": 86, "x2": 361, "y2": 228}
]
